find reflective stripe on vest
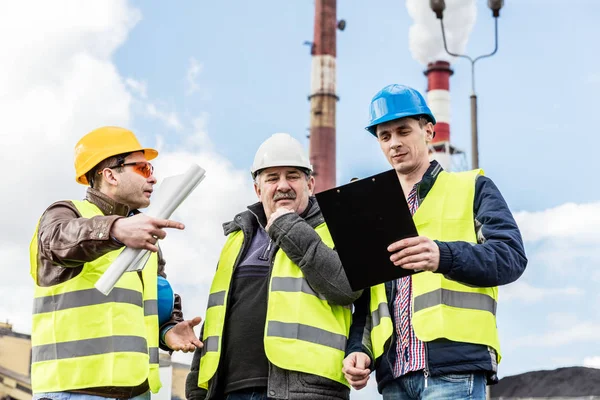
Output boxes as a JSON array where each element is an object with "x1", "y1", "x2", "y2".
[
  {"x1": 414, "y1": 288, "x2": 497, "y2": 315},
  {"x1": 29, "y1": 200, "x2": 162, "y2": 394},
  {"x1": 32, "y1": 335, "x2": 149, "y2": 362},
  {"x1": 369, "y1": 285, "x2": 393, "y2": 360},
  {"x1": 369, "y1": 170, "x2": 501, "y2": 362},
  {"x1": 199, "y1": 223, "x2": 352, "y2": 388}
]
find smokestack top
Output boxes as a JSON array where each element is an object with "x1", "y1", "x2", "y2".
[
  {"x1": 425, "y1": 60, "x2": 453, "y2": 92},
  {"x1": 424, "y1": 60, "x2": 454, "y2": 76}
]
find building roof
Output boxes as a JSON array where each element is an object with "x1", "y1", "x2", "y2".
[
  {"x1": 491, "y1": 367, "x2": 600, "y2": 398},
  {"x1": 0, "y1": 326, "x2": 31, "y2": 341},
  {"x1": 0, "y1": 365, "x2": 30, "y2": 385}
]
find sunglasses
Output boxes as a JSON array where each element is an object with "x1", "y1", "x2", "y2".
[{"x1": 98, "y1": 161, "x2": 154, "y2": 179}]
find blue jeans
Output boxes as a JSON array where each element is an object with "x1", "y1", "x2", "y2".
[
  {"x1": 33, "y1": 391, "x2": 150, "y2": 400},
  {"x1": 382, "y1": 371, "x2": 486, "y2": 400},
  {"x1": 225, "y1": 388, "x2": 270, "y2": 400}
]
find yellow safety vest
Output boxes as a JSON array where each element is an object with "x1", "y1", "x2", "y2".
[
  {"x1": 29, "y1": 200, "x2": 162, "y2": 394},
  {"x1": 199, "y1": 223, "x2": 352, "y2": 389},
  {"x1": 370, "y1": 170, "x2": 501, "y2": 361}
]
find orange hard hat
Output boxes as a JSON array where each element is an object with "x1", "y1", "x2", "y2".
[{"x1": 74, "y1": 126, "x2": 158, "y2": 185}]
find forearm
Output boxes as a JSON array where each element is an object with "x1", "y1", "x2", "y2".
[
  {"x1": 159, "y1": 293, "x2": 184, "y2": 352},
  {"x1": 37, "y1": 201, "x2": 123, "y2": 267},
  {"x1": 436, "y1": 239, "x2": 527, "y2": 287},
  {"x1": 346, "y1": 290, "x2": 374, "y2": 362},
  {"x1": 268, "y1": 213, "x2": 361, "y2": 305}
]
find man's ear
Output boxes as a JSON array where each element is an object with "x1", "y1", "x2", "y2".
[
  {"x1": 425, "y1": 122, "x2": 435, "y2": 142},
  {"x1": 254, "y1": 180, "x2": 262, "y2": 200},
  {"x1": 100, "y1": 168, "x2": 119, "y2": 187},
  {"x1": 307, "y1": 175, "x2": 315, "y2": 196}
]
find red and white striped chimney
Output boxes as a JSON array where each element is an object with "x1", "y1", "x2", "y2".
[
  {"x1": 308, "y1": 0, "x2": 337, "y2": 193},
  {"x1": 424, "y1": 60, "x2": 455, "y2": 171}
]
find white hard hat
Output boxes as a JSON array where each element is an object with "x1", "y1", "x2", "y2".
[{"x1": 251, "y1": 133, "x2": 312, "y2": 178}]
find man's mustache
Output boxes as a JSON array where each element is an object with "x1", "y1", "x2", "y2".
[{"x1": 273, "y1": 191, "x2": 296, "y2": 201}]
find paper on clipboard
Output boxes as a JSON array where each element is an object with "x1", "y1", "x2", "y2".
[{"x1": 94, "y1": 164, "x2": 206, "y2": 295}]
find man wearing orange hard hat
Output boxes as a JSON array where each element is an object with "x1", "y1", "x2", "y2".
[{"x1": 29, "y1": 126, "x2": 203, "y2": 400}]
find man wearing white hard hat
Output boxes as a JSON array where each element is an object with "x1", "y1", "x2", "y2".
[{"x1": 186, "y1": 133, "x2": 361, "y2": 400}]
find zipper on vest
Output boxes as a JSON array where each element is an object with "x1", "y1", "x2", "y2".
[
  {"x1": 264, "y1": 243, "x2": 279, "y2": 372},
  {"x1": 206, "y1": 221, "x2": 252, "y2": 398},
  {"x1": 385, "y1": 283, "x2": 395, "y2": 374},
  {"x1": 423, "y1": 343, "x2": 430, "y2": 388}
]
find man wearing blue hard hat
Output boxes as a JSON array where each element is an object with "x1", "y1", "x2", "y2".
[{"x1": 342, "y1": 85, "x2": 528, "y2": 399}]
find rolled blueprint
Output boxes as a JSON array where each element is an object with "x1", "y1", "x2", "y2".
[{"x1": 95, "y1": 164, "x2": 206, "y2": 295}]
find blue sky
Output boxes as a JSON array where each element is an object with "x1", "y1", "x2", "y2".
[
  {"x1": 1, "y1": 1, "x2": 599, "y2": 399},
  {"x1": 118, "y1": 0, "x2": 600, "y2": 210}
]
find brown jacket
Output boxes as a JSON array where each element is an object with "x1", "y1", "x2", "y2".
[{"x1": 34, "y1": 188, "x2": 184, "y2": 398}]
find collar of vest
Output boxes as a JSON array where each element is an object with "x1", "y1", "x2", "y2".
[
  {"x1": 413, "y1": 160, "x2": 443, "y2": 200},
  {"x1": 85, "y1": 188, "x2": 130, "y2": 216}
]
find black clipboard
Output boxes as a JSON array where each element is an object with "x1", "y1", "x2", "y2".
[{"x1": 315, "y1": 169, "x2": 419, "y2": 291}]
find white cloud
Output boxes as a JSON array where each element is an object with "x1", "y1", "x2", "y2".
[
  {"x1": 512, "y1": 201, "x2": 600, "y2": 279},
  {"x1": 514, "y1": 202, "x2": 600, "y2": 244},
  {"x1": 0, "y1": 1, "x2": 253, "y2": 339},
  {"x1": 500, "y1": 281, "x2": 584, "y2": 304},
  {"x1": 184, "y1": 113, "x2": 214, "y2": 151},
  {"x1": 587, "y1": 72, "x2": 600, "y2": 85},
  {"x1": 511, "y1": 321, "x2": 600, "y2": 348},
  {"x1": 545, "y1": 312, "x2": 580, "y2": 328},
  {"x1": 0, "y1": 0, "x2": 140, "y2": 332},
  {"x1": 186, "y1": 57, "x2": 202, "y2": 95},
  {"x1": 584, "y1": 356, "x2": 600, "y2": 369},
  {"x1": 145, "y1": 103, "x2": 184, "y2": 131},
  {"x1": 501, "y1": 202, "x2": 599, "y2": 371},
  {"x1": 125, "y1": 78, "x2": 183, "y2": 131},
  {"x1": 125, "y1": 77, "x2": 148, "y2": 99}
]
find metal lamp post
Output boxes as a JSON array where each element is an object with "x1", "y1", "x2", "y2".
[{"x1": 430, "y1": 0, "x2": 503, "y2": 169}]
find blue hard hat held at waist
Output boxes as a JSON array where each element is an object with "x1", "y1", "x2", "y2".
[
  {"x1": 157, "y1": 276, "x2": 175, "y2": 326},
  {"x1": 365, "y1": 84, "x2": 436, "y2": 136}
]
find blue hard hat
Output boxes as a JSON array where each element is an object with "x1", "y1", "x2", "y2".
[
  {"x1": 157, "y1": 276, "x2": 175, "y2": 326},
  {"x1": 365, "y1": 84, "x2": 436, "y2": 136}
]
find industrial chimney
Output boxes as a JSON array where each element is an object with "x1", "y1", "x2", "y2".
[
  {"x1": 424, "y1": 60, "x2": 463, "y2": 171},
  {"x1": 308, "y1": 0, "x2": 338, "y2": 193}
]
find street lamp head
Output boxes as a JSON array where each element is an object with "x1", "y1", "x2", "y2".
[
  {"x1": 488, "y1": 0, "x2": 504, "y2": 17},
  {"x1": 430, "y1": 0, "x2": 446, "y2": 19}
]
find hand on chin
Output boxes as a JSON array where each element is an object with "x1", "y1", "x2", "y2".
[{"x1": 266, "y1": 205, "x2": 295, "y2": 231}]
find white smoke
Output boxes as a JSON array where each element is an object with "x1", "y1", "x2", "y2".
[{"x1": 406, "y1": 0, "x2": 477, "y2": 65}]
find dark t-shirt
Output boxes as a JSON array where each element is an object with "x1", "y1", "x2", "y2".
[{"x1": 220, "y1": 226, "x2": 274, "y2": 394}]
